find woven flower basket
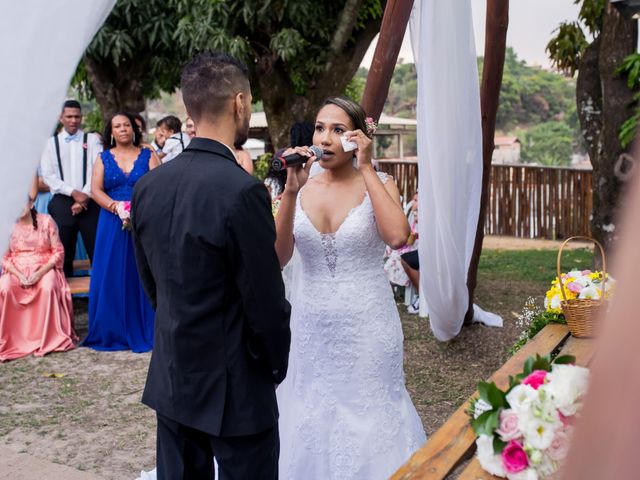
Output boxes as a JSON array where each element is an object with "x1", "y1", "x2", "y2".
[{"x1": 557, "y1": 236, "x2": 607, "y2": 338}]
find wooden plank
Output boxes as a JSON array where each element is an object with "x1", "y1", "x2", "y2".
[
  {"x1": 68, "y1": 276, "x2": 90, "y2": 295},
  {"x1": 555, "y1": 334, "x2": 594, "y2": 368},
  {"x1": 391, "y1": 324, "x2": 570, "y2": 480}
]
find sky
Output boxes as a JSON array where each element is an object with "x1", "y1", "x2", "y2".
[{"x1": 361, "y1": 0, "x2": 582, "y2": 69}]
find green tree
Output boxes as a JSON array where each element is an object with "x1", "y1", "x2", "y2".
[
  {"x1": 520, "y1": 122, "x2": 574, "y2": 166},
  {"x1": 547, "y1": 0, "x2": 637, "y2": 250},
  {"x1": 79, "y1": 0, "x2": 385, "y2": 148}
]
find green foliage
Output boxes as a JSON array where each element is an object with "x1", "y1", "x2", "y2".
[
  {"x1": 253, "y1": 152, "x2": 273, "y2": 181},
  {"x1": 381, "y1": 63, "x2": 417, "y2": 118},
  {"x1": 344, "y1": 69, "x2": 367, "y2": 103},
  {"x1": 616, "y1": 53, "x2": 640, "y2": 148},
  {"x1": 488, "y1": 48, "x2": 578, "y2": 133},
  {"x1": 83, "y1": 0, "x2": 188, "y2": 100},
  {"x1": 546, "y1": 0, "x2": 604, "y2": 75},
  {"x1": 83, "y1": 107, "x2": 105, "y2": 134},
  {"x1": 520, "y1": 121, "x2": 574, "y2": 166},
  {"x1": 546, "y1": 22, "x2": 587, "y2": 76},
  {"x1": 173, "y1": 0, "x2": 384, "y2": 98},
  {"x1": 509, "y1": 311, "x2": 567, "y2": 355}
]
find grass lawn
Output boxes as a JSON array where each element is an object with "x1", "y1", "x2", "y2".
[{"x1": 0, "y1": 247, "x2": 595, "y2": 479}]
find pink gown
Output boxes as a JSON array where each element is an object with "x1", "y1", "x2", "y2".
[{"x1": 0, "y1": 214, "x2": 77, "y2": 361}]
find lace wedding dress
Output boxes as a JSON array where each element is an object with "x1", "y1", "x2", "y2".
[{"x1": 277, "y1": 172, "x2": 426, "y2": 479}]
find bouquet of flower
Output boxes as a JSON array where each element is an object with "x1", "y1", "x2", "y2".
[
  {"x1": 544, "y1": 270, "x2": 614, "y2": 314},
  {"x1": 469, "y1": 354, "x2": 589, "y2": 479},
  {"x1": 116, "y1": 201, "x2": 132, "y2": 231}
]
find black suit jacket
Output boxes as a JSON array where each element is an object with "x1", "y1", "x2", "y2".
[{"x1": 131, "y1": 138, "x2": 291, "y2": 437}]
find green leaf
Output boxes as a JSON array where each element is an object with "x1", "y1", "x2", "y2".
[
  {"x1": 530, "y1": 354, "x2": 553, "y2": 372},
  {"x1": 472, "y1": 410, "x2": 500, "y2": 436},
  {"x1": 554, "y1": 355, "x2": 576, "y2": 365},
  {"x1": 478, "y1": 382, "x2": 507, "y2": 409},
  {"x1": 493, "y1": 435, "x2": 507, "y2": 455}
]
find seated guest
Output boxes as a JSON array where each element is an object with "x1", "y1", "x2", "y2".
[
  {"x1": 84, "y1": 112, "x2": 160, "y2": 352},
  {"x1": 234, "y1": 141, "x2": 254, "y2": 174},
  {"x1": 157, "y1": 115, "x2": 190, "y2": 163},
  {"x1": 0, "y1": 195, "x2": 77, "y2": 361}
]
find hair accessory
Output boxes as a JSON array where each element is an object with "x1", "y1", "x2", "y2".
[{"x1": 365, "y1": 117, "x2": 378, "y2": 136}]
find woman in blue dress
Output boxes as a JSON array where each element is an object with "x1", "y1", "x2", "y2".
[{"x1": 84, "y1": 112, "x2": 161, "y2": 352}]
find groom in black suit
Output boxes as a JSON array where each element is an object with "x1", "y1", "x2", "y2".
[{"x1": 131, "y1": 51, "x2": 291, "y2": 479}]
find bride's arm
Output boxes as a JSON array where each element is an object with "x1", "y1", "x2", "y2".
[
  {"x1": 347, "y1": 129, "x2": 409, "y2": 249},
  {"x1": 274, "y1": 188, "x2": 296, "y2": 268},
  {"x1": 274, "y1": 147, "x2": 316, "y2": 268}
]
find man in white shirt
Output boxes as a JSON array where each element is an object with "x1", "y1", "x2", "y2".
[
  {"x1": 157, "y1": 115, "x2": 190, "y2": 163},
  {"x1": 40, "y1": 100, "x2": 102, "y2": 277}
]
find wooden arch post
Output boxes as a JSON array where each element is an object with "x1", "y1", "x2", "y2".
[
  {"x1": 465, "y1": 0, "x2": 509, "y2": 324},
  {"x1": 360, "y1": 0, "x2": 414, "y2": 120}
]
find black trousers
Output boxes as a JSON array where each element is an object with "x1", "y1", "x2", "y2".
[
  {"x1": 156, "y1": 413, "x2": 279, "y2": 480},
  {"x1": 48, "y1": 194, "x2": 100, "y2": 277}
]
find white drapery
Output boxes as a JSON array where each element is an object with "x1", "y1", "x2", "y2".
[
  {"x1": 410, "y1": 1, "x2": 502, "y2": 341},
  {"x1": 0, "y1": 1, "x2": 115, "y2": 255}
]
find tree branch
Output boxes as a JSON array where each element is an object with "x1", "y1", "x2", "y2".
[{"x1": 324, "y1": 0, "x2": 364, "y2": 73}]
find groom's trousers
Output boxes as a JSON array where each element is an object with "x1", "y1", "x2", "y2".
[{"x1": 156, "y1": 413, "x2": 279, "y2": 480}]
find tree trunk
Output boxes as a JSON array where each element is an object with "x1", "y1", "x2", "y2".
[
  {"x1": 84, "y1": 55, "x2": 147, "y2": 127},
  {"x1": 464, "y1": 0, "x2": 509, "y2": 324},
  {"x1": 588, "y1": 4, "x2": 637, "y2": 252},
  {"x1": 256, "y1": 20, "x2": 381, "y2": 149}
]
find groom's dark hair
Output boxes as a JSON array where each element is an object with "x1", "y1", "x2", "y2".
[{"x1": 181, "y1": 51, "x2": 250, "y2": 123}]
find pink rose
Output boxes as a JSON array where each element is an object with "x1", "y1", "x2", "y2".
[
  {"x1": 123, "y1": 201, "x2": 131, "y2": 213},
  {"x1": 547, "y1": 429, "x2": 571, "y2": 461},
  {"x1": 566, "y1": 281, "x2": 583, "y2": 293},
  {"x1": 582, "y1": 269, "x2": 592, "y2": 275},
  {"x1": 501, "y1": 440, "x2": 529, "y2": 473},
  {"x1": 496, "y1": 409, "x2": 521, "y2": 441},
  {"x1": 522, "y1": 370, "x2": 548, "y2": 390}
]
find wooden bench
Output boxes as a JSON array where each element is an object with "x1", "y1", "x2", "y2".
[
  {"x1": 391, "y1": 324, "x2": 594, "y2": 480},
  {"x1": 68, "y1": 276, "x2": 90, "y2": 296}
]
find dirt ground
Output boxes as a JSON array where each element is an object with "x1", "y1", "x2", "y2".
[{"x1": 0, "y1": 236, "x2": 573, "y2": 479}]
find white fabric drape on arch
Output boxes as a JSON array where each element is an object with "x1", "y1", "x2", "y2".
[
  {"x1": 409, "y1": 0, "x2": 502, "y2": 341},
  {"x1": 0, "y1": 0, "x2": 115, "y2": 255}
]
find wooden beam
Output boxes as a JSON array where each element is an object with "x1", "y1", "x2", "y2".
[
  {"x1": 464, "y1": 0, "x2": 509, "y2": 324},
  {"x1": 360, "y1": 0, "x2": 415, "y2": 120}
]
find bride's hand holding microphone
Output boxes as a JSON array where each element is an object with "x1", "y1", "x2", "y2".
[{"x1": 281, "y1": 146, "x2": 319, "y2": 194}]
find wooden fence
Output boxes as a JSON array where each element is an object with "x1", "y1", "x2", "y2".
[{"x1": 377, "y1": 160, "x2": 593, "y2": 240}]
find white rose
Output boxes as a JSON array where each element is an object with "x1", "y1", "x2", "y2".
[
  {"x1": 507, "y1": 467, "x2": 539, "y2": 480},
  {"x1": 567, "y1": 270, "x2": 583, "y2": 279},
  {"x1": 506, "y1": 384, "x2": 538, "y2": 415},
  {"x1": 546, "y1": 365, "x2": 589, "y2": 416},
  {"x1": 476, "y1": 435, "x2": 506, "y2": 477},
  {"x1": 578, "y1": 286, "x2": 600, "y2": 300}
]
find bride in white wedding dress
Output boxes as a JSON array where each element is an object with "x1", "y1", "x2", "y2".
[{"x1": 274, "y1": 97, "x2": 426, "y2": 479}]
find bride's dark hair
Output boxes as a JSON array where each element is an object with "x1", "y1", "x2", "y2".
[{"x1": 320, "y1": 97, "x2": 371, "y2": 138}]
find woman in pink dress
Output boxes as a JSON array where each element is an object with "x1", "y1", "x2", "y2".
[{"x1": 0, "y1": 197, "x2": 77, "y2": 361}]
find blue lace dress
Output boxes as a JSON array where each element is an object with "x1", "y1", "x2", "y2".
[{"x1": 84, "y1": 148, "x2": 154, "y2": 352}]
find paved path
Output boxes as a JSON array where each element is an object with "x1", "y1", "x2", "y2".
[{"x1": 0, "y1": 446, "x2": 105, "y2": 480}]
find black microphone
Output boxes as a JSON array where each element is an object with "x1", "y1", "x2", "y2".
[{"x1": 272, "y1": 145, "x2": 323, "y2": 171}]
